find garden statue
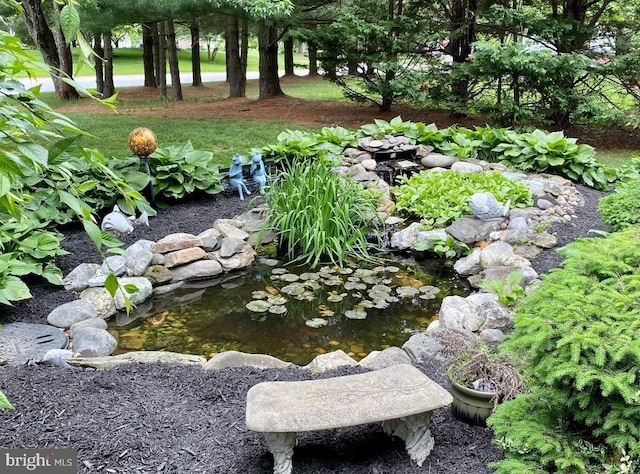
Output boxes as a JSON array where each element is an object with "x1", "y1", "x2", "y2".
[
  {"x1": 229, "y1": 154, "x2": 251, "y2": 200},
  {"x1": 250, "y1": 152, "x2": 267, "y2": 195},
  {"x1": 101, "y1": 205, "x2": 150, "y2": 234},
  {"x1": 468, "y1": 192, "x2": 510, "y2": 219}
]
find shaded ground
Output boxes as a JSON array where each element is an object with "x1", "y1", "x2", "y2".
[{"x1": 0, "y1": 80, "x2": 612, "y2": 473}]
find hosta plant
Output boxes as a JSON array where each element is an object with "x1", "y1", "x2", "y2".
[{"x1": 150, "y1": 141, "x2": 224, "y2": 200}]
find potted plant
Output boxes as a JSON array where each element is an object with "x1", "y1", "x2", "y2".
[{"x1": 435, "y1": 330, "x2": 526, "y2": 426}]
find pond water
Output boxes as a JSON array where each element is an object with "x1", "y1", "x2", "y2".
[{"x1": 109, "y1": 256, "x2": 471, "y2": 365}]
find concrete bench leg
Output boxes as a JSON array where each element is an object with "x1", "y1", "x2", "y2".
[
  {"x1": 382, "y1": 412, "x2": 434, "y2": 467},
  {"x1": 264, "y1": 432, "x2": 297, "y2": 474}
]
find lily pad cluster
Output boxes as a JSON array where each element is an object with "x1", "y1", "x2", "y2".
[{"x1": 244, "y1": 264, "x2": 441, "y2": 328}]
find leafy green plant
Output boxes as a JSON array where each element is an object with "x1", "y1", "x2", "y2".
[
  {"x1": 489, "y1": 227, "x2": 640, "y2": 473},
  {"x1": 0, "y1": 389, "x2": 14, "y2": 410},
  {"x1": 412, "y1": 234, "x2": 469, "y2": 259},
  {"x1": 477, "y1": 269, "x2": 526, "y2": 307},
  {"x1": 150, "y1": 141, "x2": 224, "y2": 200},
  {"x1": 598, "y1": 178, "x2": 640, "y2": 231},
  {"x1": 491, "y1": 130, "x2": 617, "y2": 190},
  {"x1": 392, "y1": 170, "x2": 532, "y2": 229},
  {"x1": 261, "y1": 129, "x2": 322, "y2": 162},
  {"x1": 264, "y1": 158, "x2": 382, "y2": 267}
]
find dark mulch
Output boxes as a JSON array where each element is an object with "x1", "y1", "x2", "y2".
[{"x1": 0, "y1": 183, "x2": 608, "y2": 473}]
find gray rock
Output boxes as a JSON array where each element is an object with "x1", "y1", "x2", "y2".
[
  {"x1": 453, "y1": 248, "x2": 482, "y2": 276},
  {"x1": 213, "y1": 247, "x2": 256, "y2": 271},
  {"x1": 125, "y1": 239, "x2": 156, "y2": 255},
  {"x1": 220, "y1": 236, "x2": 247, "y2": 258},
  {"x1": 531, "y1": 231, "x2": 558, "y2": 249},
  {"x1": 47, "y1": 300, "x2": 97, "y2": 328},
  {"x1": 358, "y1": 346, "x2": 412, "y2": 370},
  {"x1": 125, "y1": 249, "x2": 154, "y2": 277},
  {"x1": 101, "y1": 255, "x2": 127, "y2": 277},
  {"x1": 153, "y1": 233, "x2": 202, "y2": 254},
  {"x1": 451, "y1": 161, "x2": 484, "y2": 173},
  {"x1": 69, "y1": 317, "x2": 108, "y2": 339},
  {"x1": 390, "y1": 222, "x2": 422, "y2": 250},
  {"x1": 303, "y1": 350, "x2": 358, "y2": 372},
  {"x1": 503, "y1": 216, "x2": 529, "y2": 243},
  {"x1": 203, "y1": 351, "x2": 295, "y2": 370},
  {"x1": 68, "y1": 351, "x2": 206, "y2": 369},
  {"x1": 401, "y1": 332, "x2": 447, "y2": 364},
  {"x1": 163, "y1": 247, "x2": 206, "y2": 268},
  {"x1": 420, "y1": 153, "x2": 458, "y2": 168},
  {"x1": 445, "y1": 217, "x2": 503, "y2": 244},
  {"x1": 113, "y1": 277, "x2": 153, "y2": 311},
  {"x1": 479, "y1": 328, "x2": 505, "y2": 344},
  {"x1": 72, "y1": 327, "x2": 118, "y2": 357},
  {"x1": 438, "y1": 295, "x2": 474, "y2": 331},
  {"x1": 79, "y1": 287, "x2": 117, "y2": 320},
  {"x1": 480, "y1": 241, "x2": 531, "y2": 269},
  {"x1": 63, "y1": 263, "x2": 101, "y2": 291},
  {"x1": 143, "y1": 265, "x2": 173, "y2": 285},
  {"x1": 478, "y1": 301, "x2": 514, "y2": 330},
  {"x1": 215, "y1": 221, "x2": 249, "y2": 241},
  {"x1": 170, "y1": 259, "x2": 224, "y2": 282}
]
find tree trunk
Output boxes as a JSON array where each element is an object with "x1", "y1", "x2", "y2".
[
  {"x1": 241, "y1": 18, "x2": 248, "y2": 80},
  {"x1": 190, "y1": 19, "x2": 203, "y2": 87},
  {"x1": 153, "y1": 22, "x2": 161, "y2": 88},
  {"x1": 21, "y1": 0, "x2": 79, "y2": 99},
  {"x1": 227, "y1": 16, "x2": 243, "y2": 97},
  {"x1": 308, "y1": 43, "x2": 319, "y2": 76},
  {"x1": 448, "y1": 0, "x2": 477, "y2": 115},
  {"x1": 258, "y1": 22, "x2": 283, "y2": 99},
  {"x1": 166, "y1": 20, "x2": 183, "y2": 102},
  {"x1": 103, "y1": 32, "x2": 115, "y2": 98},
  {"x1": 93, "y1": 34, "x2": 104, "y2": 94},
  {"x1": 157, "y1": 21, "x2": 167, "y2": 99},
  {"x1": 142, "y1": 23, "x2": 157, "y2": 87},
  {"x1": 283, "y1": 35, "x2": 295, "y2": 76}
]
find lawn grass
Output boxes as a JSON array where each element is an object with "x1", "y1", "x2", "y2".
[{"x1": 68, "y1": 113, "x2": 308, "y2": 165}]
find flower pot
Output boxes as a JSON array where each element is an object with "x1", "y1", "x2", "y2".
[{"x1": 449, "y1": 380, "x2": 495, "y2": 427}]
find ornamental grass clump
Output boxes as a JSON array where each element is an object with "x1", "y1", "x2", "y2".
[
  {"x1": 489, "y1": 227, "x2": 640, "y2": 473},
  {"x1": 264, "y1": 158, "x2": 382, "y2": 268}
]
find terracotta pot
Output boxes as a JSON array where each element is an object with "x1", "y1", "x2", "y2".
[{"x1": 449, "y1": 380, "x2": 495, "y2": 427}]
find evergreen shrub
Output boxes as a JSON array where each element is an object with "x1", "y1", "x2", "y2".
[{"x1": 489, "y1": 227, "x2": 640, "y2": 473}]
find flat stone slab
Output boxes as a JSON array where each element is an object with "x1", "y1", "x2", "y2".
[
  {"x1": 246, "y1": 363, "x2": 452, "y2": 432},
  {"x1": 0, "y1": 322, "x2": 68, "y2": 365}
]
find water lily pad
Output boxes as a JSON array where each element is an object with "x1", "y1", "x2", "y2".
[
  {"x1": 344, "y1": 282, "x2": 367, "y2": 291},
  {"x1": 267, "y1": 296, "x2": 288, "y2": 305},
  {"x1": 371, "y1": 284, "x2": 392, "y2": 293},
  {"x1": 374, "y1": 300, "x2": 390, "y2": 309},
  {"x1": 324, "y1": 278, "x2": 343, "y2": 286},
  {"x1": 268, "y1": 305, "x2": 287, "y2": 315},
  {"x1": 359, "y1": 300, "x2": 375, "y2": 308},
  {"x1": 246, "y1": 300, "x2": 272, "y2": 312},
  {"x1": 306, "y1": 318, "x2": 328, "y2": 328},
  {"x1": 337, "y1": 267, "x2": 353, "y2": 275},
  {"x1": 251, "y1": 290, "x2": 269, "y2": 299},
  {"x1": 362, "y1": 275, "x2": 381, "y2": 285},
  {"x1": 345, "y1": 309, "x2": 367, "y2": 320},
  {"x1": 327, "y1": 293, "x2": 346, "y2": 303},
  {"x1": 318, "y1": 307, "x2": 335, "y2": 317},
  {"x1": 281, "y1": 283, "x2": 305, "y2": 296},
  {"x1": 265, "y1": 286, "x2": 280, "y2": 295},
  {"x1": 300, "y1": 272, "x2": 320, "y2": 281},
  {"x1": 347, "y1": 276, "x2": 361, "y2": 282},
  {"x1": 271, "y1": 268, "x2": 288, "y2": 275},
  {"x1": 419, "y1": 285, "x2": 440, "y2": 296},
  {"x1": 318, "y1": 266, "x2": 335, "y2": 275},
  {"x1": 397, "y1": 286, "x2": 420, "y2": 298},
  {"x1": 280, "y1": 273, "x2": 301, "y2": 282},
  {"x1": 355, "y1": 269, "x2": 374, "y2": 277},
  {"x1": 385, "y1": 266, "x2": 400, "y2": 273},
  {"x1": 303, "y1": 280, "x2": 321, "y2": 290}
]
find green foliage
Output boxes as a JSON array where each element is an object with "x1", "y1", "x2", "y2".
[
  {"x1": 491, "y1": 130, "x2": 617, "y2": 190},
  {"x1": 599, "y1": 179, "x2": 640, "y2": 231},
  {"x1": 391, "y1": 170, "x2": 532, "y2": 229},
  {"x1": 491, "y1": 227, "x2": 640, "y2": 472},
  {"x1": 149, "y1": 142, "x2": 224, "y2": 200},
  {"x1": 264, "y1": 158, "x2": 382, "y2": 268},
  {"x1": 0, "y1": 389, "x2": 14, "y2": 410},
  {"x1": 412, "y1": 234, "x2": 469, "y2": 259},
  {"x1": 261, "y1": 127, "x2": 356, "y2": 164},
  {"x1": 477, "y1": 269, "x2": 526, "y2": 307}
]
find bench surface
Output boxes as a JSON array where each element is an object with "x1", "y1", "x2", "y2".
[{"x1": 246, "y1": 364, "x2": 452, "y2": 432}]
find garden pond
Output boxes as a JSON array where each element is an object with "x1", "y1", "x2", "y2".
[{"x1": 108, "y1": 257, "x2": 471, "y2": 365}]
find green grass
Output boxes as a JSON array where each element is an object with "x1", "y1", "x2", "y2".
[
  {"x1": 68, "y1": 113, "x2": 309, "y2": 165},
  {"x1": 24, "y1": 47, "x2": 308, "y2": 77},
  {"x1": 594, "y1": 149, "x2": 637, "y2": 170}
]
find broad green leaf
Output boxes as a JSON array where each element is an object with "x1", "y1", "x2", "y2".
[{"x1": 59, "y1": 5, "x2": 80, "y2": 45}]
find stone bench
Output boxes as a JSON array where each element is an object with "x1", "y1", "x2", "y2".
[{"x1": 245, "y1": 364, "x2": 452, "y2": 474}]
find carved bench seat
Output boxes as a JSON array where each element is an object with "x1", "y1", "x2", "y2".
[{"x1": 245, "y1": 363, "x2": 452, "y2": 474}]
